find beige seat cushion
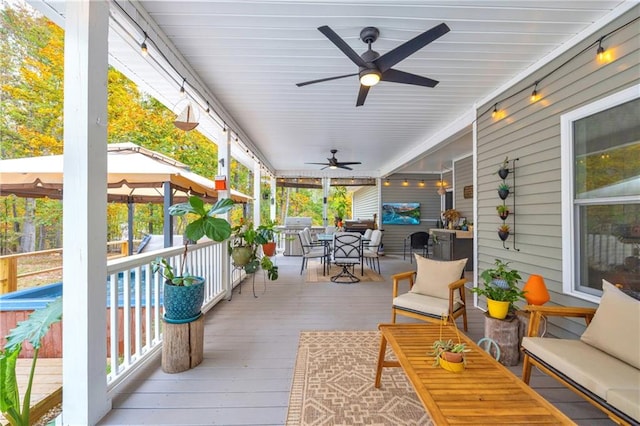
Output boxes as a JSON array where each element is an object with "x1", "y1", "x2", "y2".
[
  {"x1": 607, "y1": 389, "x2": 640, "y2": 422},
  {"x1": 394, "y1": 292, "x2": 463, "y2": 317},
  {"x1": 522, "y1": 337, "x2": 640, "y2": 403},
  {"x1": 580, "y1": 280, "x2": 640, "y2": 369},
  {"x1": 409, "y1": 255, "x2": 467, "y2": 302}
]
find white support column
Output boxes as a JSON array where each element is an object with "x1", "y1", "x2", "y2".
[
  {"x1": 270, "y1": 176, "x2": 276, "y2": 222},
  {"x1": 62, "y1": 2, "x2": 110, "y2": 424},
  {"x1": 253, "y1": 161, "x2": 261, "y2": 226},
  {"x1": 322, "y1": 177, "x2": 330, "y2": 227},
  {"x1": 216, "y1": 128, "x2": 231, "y2": 299}
]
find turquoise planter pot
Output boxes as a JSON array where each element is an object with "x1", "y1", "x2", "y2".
[{"x1": 163, "y1": 277, "x2": 205, "y2": 323}]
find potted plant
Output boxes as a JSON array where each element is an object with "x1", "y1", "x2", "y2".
[
  {"x1": 229, "y1": 220, "x2": 279, "y2": 280},
  {"x1": 430, "y1": 338, "x2": 470, "y2": 372},
  {"x1": 498, "y1": 224, "x2": 510, "y2": 241},
  {"x1": 472, "y1": 259, "x2": 525, "y2": 319},
  {"x1": 257, "y1": 219, "x2": 279, "y2": 257},
  {"x1": 496, "y1": 204, "x2": 510, "y2": 220},
  {"x1": 442, "y1": 209, "x2": 460, "y2": 229},
  {"x1": 497, "y1": 156, "x2": 510, "y2": 179},
  {"x1": 152, "y1": 196, "x2": 234, "y2": 323},
  {"x1": 497, "y1": 182, "x2": 510, "y2": 200}
]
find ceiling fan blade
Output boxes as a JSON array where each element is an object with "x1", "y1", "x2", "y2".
[
  {"x1": 374, "y1": 23, "x2": 450, "y2": 73},
  {"x1": 337, "y1": 162, "x2": 362, "y2": 166},
  {"x1": 318, "y1": 26, "x2": 368, "y2": 68},
  {"x1": 296, "y1": 73, "x2": 358, "y2": 87},
  {"x1": 356, "y1": 85, "x2": 370, "y2": 107},
  {"x1": 305, "y1": 162, "x2": 331, "y2": 165},
  {"x1": 382, "y1": 69, "x2": 439, "y2": 87},
  {"x1": 338, "y1": 165, "x2": 353, "y2": 170}
]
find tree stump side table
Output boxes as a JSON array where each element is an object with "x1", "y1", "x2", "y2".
[
  {"x1": 484, "y1": 313, "x2": 520, "y2": 366},
  {"x1": 162, "y1": 315, "x2": 204, "y2": 373}
]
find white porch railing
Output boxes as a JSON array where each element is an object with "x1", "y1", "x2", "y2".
[{"x1": 105, "y1": 241, "x2": 239, "y2": 393}]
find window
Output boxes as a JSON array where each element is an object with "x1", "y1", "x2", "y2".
[{"x1": 561, "y1": 85, "x2": 640, "y2": 302}]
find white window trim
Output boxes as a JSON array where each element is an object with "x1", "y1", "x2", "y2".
[{"x1": 561, "y1": 84, "x2": 640, "y2": 303}]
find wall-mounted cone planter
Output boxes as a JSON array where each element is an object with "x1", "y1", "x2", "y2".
[
  {"x1": 498, "y1": 168, "x2": 509, "y2": 180},
  {"x1": 498, "y1": 230, "x2": 510, "y2": 241},
  {"x1": 498, "y1": 211, "x2": 509, "y2": 220},
  {"x1": 498, "y1": 189, "x2": 510, "y2": 200}
]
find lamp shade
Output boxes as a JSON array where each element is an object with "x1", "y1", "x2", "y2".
[{"x1": 523, "y1": 274, "x2": 550, "y2": 305}]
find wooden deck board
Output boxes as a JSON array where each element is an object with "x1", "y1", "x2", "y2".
[{"x1": 10, "y1": 255, "x2": 610, "y2": 425}]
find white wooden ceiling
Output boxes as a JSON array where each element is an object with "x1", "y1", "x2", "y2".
[{"x1": 32, "y1": 0, "x2": 629, "y2": 177}]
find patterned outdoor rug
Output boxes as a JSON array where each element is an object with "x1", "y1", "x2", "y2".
[
  {"x1": 305, "y1": 261, "x2": 384, "y2": 283},
  {"x1": 286, "y1": 330, "x2": 433, "y2": 425}
]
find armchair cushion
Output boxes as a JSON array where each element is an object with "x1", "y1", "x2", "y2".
[
  {"x1": 393, "y1": 292, "x2": 463, "y2": 317},
  {"x1": 580, "y1": 280, "x2": 640, "y2": 369},
  {"x1": 410, "y1": 255, "x2": 467, "y2": 302}
]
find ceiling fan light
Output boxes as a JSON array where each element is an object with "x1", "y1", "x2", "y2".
[
  {"x1": 359, "y1": 69, "x2": 381, "y2": 86},
  {"x1": 329, "y1": 165, "x2": 337, "y2": 170}
]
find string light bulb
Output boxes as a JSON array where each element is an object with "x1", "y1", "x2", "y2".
[
  {"x1": 530, "y1": 82, "x2": 539, "y2": 103},
  {"x1": 597, "y1": 37, "x2": 606, "y2": 61},
  {"x1": 140, "y1": 33, "x2": 148, "y2": 56},
  {"x1": 402, "y1": 179, "x2": 409, "y2": 186},
  {"x1": 222, "y1": 124, "x2": 227, "y2": 133},
  {"x1": 491, "y1": 104, "x2": 498, "y2": 118},
  {"x1": 384, "y1": 179, "x2": 390, "y2": 186},
  {"x1": 179, "y1": 78, "x2": 186, "y2": 97},
  {"x1": 205, "y1": 102, "x2": 210, "y2": 114},
  {"x1": 418, "y1": 180, "x2": 425, "y2": 187}
]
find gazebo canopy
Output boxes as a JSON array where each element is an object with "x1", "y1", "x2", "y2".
[{"x1": 0, "y1": 143, "x2": 252, "y2": 203}]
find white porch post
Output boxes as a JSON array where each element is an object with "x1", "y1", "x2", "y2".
[
  {"x1": 253, "y1": 161, "x2": 261, "y2": 226},
  {"x1": 62, "y1": 1, "x2": 110, "y2": 424},
  {"x1": 322, "y1": 177, "x2": 330, "y2": 227},
  {"x1": 217, "y1": 129, "x2": 231, "y2": 298},
  {"x1": 270, "y1": 176, "x2": 276, "y2": 222}
]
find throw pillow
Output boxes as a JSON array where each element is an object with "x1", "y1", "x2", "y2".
[
  {"x1": 580, "y1": 280, "x2": 640, "y2": 369},
  {"x1": 410, "y1": 255, "x2": 467, "y2": 301}
]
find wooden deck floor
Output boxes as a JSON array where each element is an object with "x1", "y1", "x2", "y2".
[{"x1": 88, "y1": 254, "x2": 612, "y2": 425}]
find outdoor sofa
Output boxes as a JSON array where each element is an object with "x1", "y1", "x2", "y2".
[{"x1": 521, "y1": 280, "x2": 640, "y2": 425}]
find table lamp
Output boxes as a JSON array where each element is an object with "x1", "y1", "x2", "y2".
[{"x1": 523, "y1": 274, "x2": 550, "y2": 305}]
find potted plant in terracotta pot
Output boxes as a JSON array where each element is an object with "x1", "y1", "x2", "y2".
[
  {"x1": 152, "y1": 196, "x2": 234, "y2": 323},
  {"x1": 257, "y1": 219, "x2": 279, "y2": 257},
  {"x1": 472, "y1": 259, "x2": 525, "y2": 319},
  {"x1": 229, "y1": 220, "x2": 279, "y2": 280},
  {"x1": 430, "y1": 339, "x2": 470, "y2": 372}
]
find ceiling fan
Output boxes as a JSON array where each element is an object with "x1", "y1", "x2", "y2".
[
  {"x1": 306, "y1": 149, "x2": 361, "y2": 170},
  {"x1": 296, "y1": 23, "x2": 450, "y2": 106}
]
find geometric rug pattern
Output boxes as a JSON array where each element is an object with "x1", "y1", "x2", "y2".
[
  {"x1": 305, "y1": 261, "x2": 385, "y2": 283},
  {"x1": 286, "y1": 330, "x2": 434, "y2": 425}
]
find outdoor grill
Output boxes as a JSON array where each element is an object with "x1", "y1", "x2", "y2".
[
  {"x1": 344, "y1": 219, "x2": 375, "y2": 234},
  {"x1": 283, "y1": 217, "x2": 313, "y2": 256}
]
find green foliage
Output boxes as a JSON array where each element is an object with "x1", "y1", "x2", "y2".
[
  {"x1": 497, "y1": 182, "x2": 510, "y2": 191},
  {"x1": 228, "y1": 220, "x2": 279, "y2": 280},
  {"x1": 472, "y1": 259, "x2": 525, "y2": 307},
  {"x1": 496, "y1": 205, "x2": 509, "y2": 214},
  {"x1": 153, "y1": 197, "x2": 234, "y2": 285},
  {"x1": 0, "y1": 297, "x2": 62, "y2": 426}
]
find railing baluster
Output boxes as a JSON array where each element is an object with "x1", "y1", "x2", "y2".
[{"x1": 134, "y1": 266, "x2": 142, "y2": 358}]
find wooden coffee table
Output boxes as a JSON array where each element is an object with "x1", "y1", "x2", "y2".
[{"x1": 375, "y1": 323, "x2": 575, "y2": 425}]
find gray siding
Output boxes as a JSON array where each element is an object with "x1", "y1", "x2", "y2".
[
  {"x1": 381, "y1": 173, "x2": 440, "y2": 254},
  {"x1": 352, "y1": 185, "x2": 378, "y2": 222},
  {"x1": 454, "y1": 155, "x2": 473, "y2": 220},
  {"x1": 475, "y1": 6, "x2": 639, "y2": 333}
]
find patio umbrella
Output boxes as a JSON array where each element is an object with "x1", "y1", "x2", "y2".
[{"x1": 0, "y1": 142, "x2": 252, "y2": 250}]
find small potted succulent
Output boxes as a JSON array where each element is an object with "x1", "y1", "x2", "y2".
[
  {"x1": 498, "y1": 223, "x2": 510, "y2": 241},
  {"x1": 430, "y1": 339, "x2": 470, "y2": 372},
  {"x1": 472, "y1": 259, "x2": 525, "y2": 319},
  {"x1": 497, "y1": 182, "x2": 510, "y2": 200},
  {"x1": 497, "y1": 156, "x2": 510, "y2": 179},
  {"x1": 152, "y1": 196, "x2": 234, "y2": 323},
  {"x1": 496, "y1": 204, "x2": 510, "y2": 220}
]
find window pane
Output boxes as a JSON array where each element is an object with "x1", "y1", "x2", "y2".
[
  {"x1": 574, "y1": 98, "x2": 640, "y2": 198},
  {"x1": 579, "y1": 203, "x2": 640, "y2": 293}
]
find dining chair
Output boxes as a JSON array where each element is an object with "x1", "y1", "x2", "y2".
[
  {"x1": 298, "y1": 230, "x2": 327, "y2": 275},
  {"x1": 363, "y1": 229, "x2": 382, "y2": 273},
  {"x1": 331, "y1": 232, "x2": 362, "y2": 283}
]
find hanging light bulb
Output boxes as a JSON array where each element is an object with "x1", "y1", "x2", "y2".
[
  {"x1": 597, "y1": 37, "x2": 606, "y2": 62},
  {"x1": 418, "y1": 180, "x2": 425, "y2": 187},
  {"x1": 222, "y1": 124, "x2": 227, "y2": 133},
  {"x1": 179, "y1": 78, "x2": 186, "y2": 97},
  {"x1": 384, "y1": 179, "x2": 390, "y2": 186},
  {"x1": 491, "y1": 104, "x2": 498, "y2": 118},
  {"x1": 140, "y1": 33, "x2": 148, "y2": 56},
  {"x1": 530, "y1": 82, "x2": 539, "y2": 102},
  {"x1": 402, "y1": 179, "x2": 409, "y2": 186},
  {"x1": 205, "y1": 102, "x2": 210, "y2": 114}
]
